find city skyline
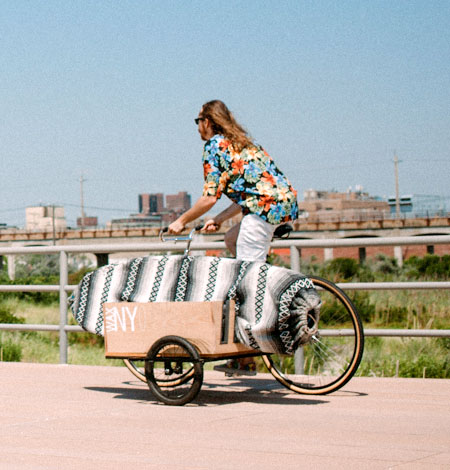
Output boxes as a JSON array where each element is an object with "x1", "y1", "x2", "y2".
[
  {"x1": 1, "y1": 1, "x2": 449, "y2": 227},
  {"x1": 9, "y1": 187, "x2": 448, "y2": 231},
  {"x1": 17, "y1": 190, "x2": 193, "y2": 230}
]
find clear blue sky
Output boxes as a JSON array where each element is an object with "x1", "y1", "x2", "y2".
[{"x1": 1, "y1": 0, "x2": 449, "y2": 227}]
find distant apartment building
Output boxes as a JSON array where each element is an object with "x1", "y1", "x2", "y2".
[
  {"x1": 165, "y1": 191, "x2": 191, "y2": 214},
  {"x1": 299, "y1": 188, "x2": 390, "y2": 222},
  {"x1": 26, "y1": 206, "x2": 67, "y2": 231},
  {"x1": 387, "y1": 194, "x2": 448, "y2": 217},
  {"x1": 107, "y1": 214, "x2": 163, "y2": 228},
  {"x1": 138, "y1": 192, "x2": 190, "y2": 216},
  {"x1": 77, "y1": 216, "x2": 98, "y2": 228},
  {"x1": 139, "y1": 193, "x2": 164, "y2": 214}
]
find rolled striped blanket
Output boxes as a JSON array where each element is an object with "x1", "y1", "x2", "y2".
[{"x1": 69, "y1": 255, "x2": 321, "y2": 355}]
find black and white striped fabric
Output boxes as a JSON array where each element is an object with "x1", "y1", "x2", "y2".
[{"x1": 69, "y1": 255, "x2": 321, "y2": 355}]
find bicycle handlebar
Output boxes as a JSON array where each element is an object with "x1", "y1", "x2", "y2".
[
  {"x1": 159, "y1": 222, "x2": 292, "y2": 246},
  {"x1": 159, "y1": 224, "x2": 204, "y2": 243}
]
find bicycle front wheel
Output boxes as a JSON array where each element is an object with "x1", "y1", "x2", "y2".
[
  {"x1": 145, "y1": 335, "x2": 203, "y2": 406},
  {"x1": 262, "y1": 275, "x2": 364, "y2": 394}
]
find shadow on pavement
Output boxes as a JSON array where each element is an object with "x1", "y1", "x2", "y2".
[
  {"x1": 195, "y1": 388, "x2": 328, "y2": 406},
  {"x1": 85, "y1": 375, "x2": 332, "y2": 406}
]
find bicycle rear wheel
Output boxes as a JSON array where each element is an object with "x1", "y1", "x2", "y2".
[{"x1": 263, "y1": 275, "x2": 364, "y2": 394}]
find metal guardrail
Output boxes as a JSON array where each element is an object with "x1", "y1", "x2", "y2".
[{"x1": 1, "y1": 234, "x2": 449, "y2": 364}]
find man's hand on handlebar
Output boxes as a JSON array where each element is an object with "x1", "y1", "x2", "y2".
[
  {"x1": 202, "y1": 219, "x2": 220, "y2": 233},
  {"x1": 167, "y1": 221, "x2": 207, "y2": 235},
  {"x1": 168, "y1": 220, "x2": 185, "y2": 235}
]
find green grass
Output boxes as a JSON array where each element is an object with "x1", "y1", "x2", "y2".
[
  {"x1": 357, "y1": 337, "x2": 450, "y2": 378},
  {"x1": 349, "y1": 288, "x2": 450, "y2": 379},
  {"x1": 0, "y1": 299, "x2": 123, "y2": 367},
  {"x1": 360, "y1": 290, "x2": 450, "y2": 329}
]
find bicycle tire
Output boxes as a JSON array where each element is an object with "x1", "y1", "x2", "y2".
[
  {"x1": 262, "y1": 275, "x2": 364, "y2": 395},
  {"x1": 123, "y1": 359, "x2": 146, "y2": 382},
  {"x1": 145, "y1": 335, "x2": 203, "y2": 406},
  {"x1": 124, "y1": 357, "x2": 196, "y2": 387}
]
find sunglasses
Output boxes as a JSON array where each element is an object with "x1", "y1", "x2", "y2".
[{"x1": 194, "y1": 117, "x2": 205, "y2": 125}]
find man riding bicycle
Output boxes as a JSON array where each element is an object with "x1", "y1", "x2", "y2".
[{"x1": 168, "y1": 100, "x2": 299, "y2": 374}]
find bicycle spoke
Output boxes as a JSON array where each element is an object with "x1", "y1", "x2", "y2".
[{"x1": 310, "y1": 338, "x2": 352, "y2": 373}]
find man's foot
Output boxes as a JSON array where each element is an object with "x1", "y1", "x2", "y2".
[{"x1": 213, "y1": 359, "x2": 257, "y2": 377}]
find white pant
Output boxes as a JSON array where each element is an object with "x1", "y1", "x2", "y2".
[{"x1": 236, "y1": 214, "x2": 276, "y2": 262}]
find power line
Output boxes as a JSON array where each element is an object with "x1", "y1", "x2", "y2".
[
  {"x1": 80, "y1": 174, "x2": 87, "y2": 220},
  {"x1": 393, "y1": 152, "x2": 402, "y2": 218},
  {"x1": 0, "y1": 207, "x2": 28, "y2": 213},
  {"x1": 61, "y1": 203, "x2": 135, "y2": 212}
]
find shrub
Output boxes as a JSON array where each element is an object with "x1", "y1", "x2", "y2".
[
  {"x1": 14, "y1": 254, "x2": 60, "y2": 278},
  {"x1": 404, "y1": 255, "x2": 450, "y2": 279},
  {"x1": 350, "y1": 292, "x2": 376, "y2": 323},
  {"x1": 378, "y1": 305, "x2": 409, "y2": 325},
  {"x1": 400, "y1": 354, "x2": 449, "y2": 378},
  {"x1": 68, "y1": 266, "x2": 94, "y2": 285},
  {"x1": 326, "y1": 258, "x2": 359, "y2": 280},
  {"x1": 0, "y1": 337, "x2": 22, "y2": 362},
  {"x1": 266, "y1": 253, "x2": 289, "y2": 268},
  {"x1": 370, "y1": 254, "x2": 399, "y2": 275},
  {"x1": 318, "y1": 291, "x2": 375, "y2": 324},
  {"x1": 358, "y1": 338, "x2": 450, "y2": 378},
  {"x1": 0, "y1": 303, "x2": 25, "y2": 324},
  {"x1": 0, "y1": 277, "x2": 58, "y2": 304},
  {"x1": 68, "y1": 331, "x2": 104, "y2": 347},
  {"x1": 438, "y1": 337, "x2": 450, "y2": 351}
]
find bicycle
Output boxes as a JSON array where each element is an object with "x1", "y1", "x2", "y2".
[{"x1": 118, "y1": 225, "x2": 364, "y2": 404}]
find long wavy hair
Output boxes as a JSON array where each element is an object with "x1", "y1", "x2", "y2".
[{"x1": 200, "y1": 100, "x2": 254, "y2": 152}]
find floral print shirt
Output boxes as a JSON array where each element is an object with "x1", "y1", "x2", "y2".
[{"x1": 202, "y1": 135, "x2": 298, "y2": 225}]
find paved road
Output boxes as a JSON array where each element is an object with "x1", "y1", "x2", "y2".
[{"x1": 0, "y1": 362, "x2": 449, "y2": 469}]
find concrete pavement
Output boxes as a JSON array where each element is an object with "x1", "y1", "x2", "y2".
[{"x1": 0, "y1": 362, "x2": 449, "y2": 469}]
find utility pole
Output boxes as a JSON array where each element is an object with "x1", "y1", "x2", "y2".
[
  {"x1": 52, "y1": 204, "x2": 56, "y2": 245},
  {"x1": 80, "y1": 174, "x2": 86, "y2": 228},
  {"x1": 394, "y1": 152, "x2": 401, "y2": 218}
]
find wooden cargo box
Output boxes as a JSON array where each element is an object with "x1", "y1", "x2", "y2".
[{"x1": 104, "y1": 300, "x2": 254, "y2": 359}]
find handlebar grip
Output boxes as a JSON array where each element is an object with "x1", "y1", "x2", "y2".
[{"x1": 161, "y1": 225, "x2": 202, "y2": 234}]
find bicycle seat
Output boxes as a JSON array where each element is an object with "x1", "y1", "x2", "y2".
[{"x1": 273, "y1": 223, "x2": 293, "y2": 239}]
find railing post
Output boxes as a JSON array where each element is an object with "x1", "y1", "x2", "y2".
[
  {"x1": 359, "y1": 247, "x2": 366, "y2": 264},
  {"x1": 324, "y1": 247, "x2": 334, "y2": 261},
  {"x1": 290, "y1": 245, "x2": 301, "y2": 272},
  {"x1": 59, "y1": 250, "x2": 68, "y2": 364},
  {"x1": 394, "y1": 246, "x2": 403, "y2": 268},
  {"x1": 290, "y1": 245, "x2": 305, "y2": 373},
  {"x1": 294, "y1": 347, "x2": 304, "y2": 374},
  {"x1": 7, "y1": 254, "x2": 16, "y2": 280}
]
